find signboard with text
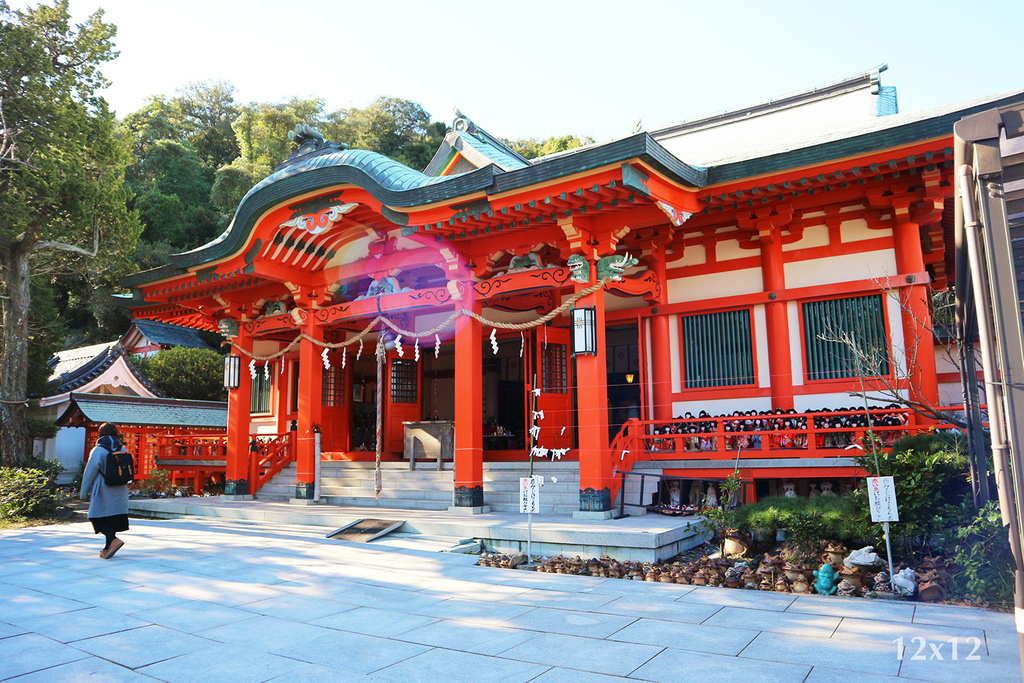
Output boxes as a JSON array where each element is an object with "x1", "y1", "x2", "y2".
[
  {"x1": 519, "y1": 475, "x2": 541, "y2": 514},
  {"x1": 867, "y1": 476, "x2": 899, "y2": 523}
]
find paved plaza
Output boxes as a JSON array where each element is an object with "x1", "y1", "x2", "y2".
[{"x1": 1, "y1": 516, "x2": 1021, "y2": 682}]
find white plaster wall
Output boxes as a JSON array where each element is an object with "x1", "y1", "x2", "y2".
[
  {"x1": 788, "y1": 301, "x2": 804, "y2": 387},
  {"x1": 668, "y1": 314, "x2": 681, "y2": 393},
  {"x1": 716, "y1": 238, "x2": 758, "y2": 262},
  {"x1": 753, "y1": 305, "x2": 770, "y2": 388},
  {"x1": 673, "y1": 397, "x2": 773, "y2": 417},
  {"x1": 934, "y1": 345, "x2": 960, "y2": 375},
  {"x1": 55, "y1": 427, "x2": 86, "y2": 482},
  {"x1": 783, "y1": 224, "x2": 829, "y2": 252},
  {"x1": 668, "y1": 243, "x2": 706, "y2": 268},
  {"x1": 667, "y1": 268, "x2": 763, "y2": 303},
  {"x1": 939, "y1": 383, "x2": 962, "y2": 407},
  {"x1": 794, "y1": 391, "x2": 905, "y2": 412},
  {"x1": 841, "y1": 217, "x2": 891, "y2": 243},
  {"x1": 784, "y1": 250, "x2": 897, "y2": 290}
]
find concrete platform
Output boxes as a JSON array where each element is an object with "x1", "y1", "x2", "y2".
[
  {"x1": 129, "y1": 497, "x2": 706, "y2": 562},
  {"x1": 2, "y1": 517, "x2": 1019, "y2": 683}
]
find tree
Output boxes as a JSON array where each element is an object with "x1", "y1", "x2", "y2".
[
  {"x1": 0, "y1": 1, "x2": 141, "y2": 466},
  {"x1": 504, "y1": 134, "x2": 595, "y2": 160},
  {"x1": 133, "y1": 347, "x2": 226, "y2": 402}
]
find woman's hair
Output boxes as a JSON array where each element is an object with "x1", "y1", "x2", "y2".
[{"x1": 98, "y1": 422, "x2": 119, "y2": 438}]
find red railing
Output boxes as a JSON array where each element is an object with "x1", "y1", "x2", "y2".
[
  {"x1": 154, "y1": 434, "x2": 229, "y2": 493},
  {"x1": 248, "y1": 432, "x2": 294, "y2": 493},
  {"x1": 607, "y1": 406, "x2": 968, "y2": 502}
]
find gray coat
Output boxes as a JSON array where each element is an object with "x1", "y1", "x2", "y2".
[{"x1": 79, "y1": 435, "x2": 130, "y2": 519}]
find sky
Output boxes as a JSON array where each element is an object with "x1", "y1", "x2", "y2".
[{"x1": 30, "y1": 0, "x2": 1024, "y2": 143}]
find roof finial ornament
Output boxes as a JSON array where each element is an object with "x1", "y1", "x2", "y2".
[
  {"x1": 280, "y1": 124, "x2": 348, "y2": 169},
  {"x1": 633, "y1": 118, "x2": 643, "y2": 134},
  {"x1": 452, "y1": 106, "x2": 475, "y2": 133}
]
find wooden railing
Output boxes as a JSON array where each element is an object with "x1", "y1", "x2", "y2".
[
  {"x1": 607, "y1": 407, "x2": 967, "y2": 502},
  {"x1": 248, "y1": 432, "x2": 294, "y2": 493},
  {"x1": 155, "y1": 434, "x2": 228, "y2": 494}
]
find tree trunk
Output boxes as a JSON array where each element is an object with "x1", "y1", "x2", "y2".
[{"x1": 0, "y1": 237, "x2": 33, "y2": 467}]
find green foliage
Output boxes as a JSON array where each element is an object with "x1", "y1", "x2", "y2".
[
  {"x1": 735, "y1": 495, "x2": 864, "y2": 548},
  {"x1": 26, "y1": 278, "x2": 65, "y2": 396},
  {"x1": 26, "y1": 418, "x2": 58, "y2": 440},
  {"x1": 139, "y1": 468, "x2": 172, "y2": 497},
  {"x1": 133, "y1": 346, "x2": 226, "y2": 401},
  {"x1": 0, "y1": 467, "x2": 60, "y2": 519},
  {"x1": 851, "y1": 432, "x2": 969, "y2": 553},
  {"x1": 945, "y1": 501, "x2": 1015, "y2": 607},
  {"x1": 695, "y1": 470, "x2": 742, "y2": 553},
  {"x1": 504, "y1": 134, "x2": 595, "y2": 160}
]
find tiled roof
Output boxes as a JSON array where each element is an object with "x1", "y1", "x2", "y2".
[
  {"x1": 128, "y1": 320, "x2": 213, "y2": 350},
  {"x1": 59, "y1": 393, "x2": 227, "y2": 428},
  {"x1": 45, "y1": 343, "x2": 164, "y2": 397}
]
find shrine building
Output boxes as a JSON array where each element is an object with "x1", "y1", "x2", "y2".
[{"x1": 124, "y1": 66, "x2": 1024, "y2": 514}]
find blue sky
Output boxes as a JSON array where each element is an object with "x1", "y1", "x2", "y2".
[{"x1": 47, "y1": 0, "x2": 1024, "y2": 142}]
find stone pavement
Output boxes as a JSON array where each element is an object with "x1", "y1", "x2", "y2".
[{"x1": 1, "y1": 518, "x2": 1020, "y2": 683}]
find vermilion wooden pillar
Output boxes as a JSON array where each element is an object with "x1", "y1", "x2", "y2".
[
  {"x1": 651, "y1": 315, "x2": 672, "y2": 422},
  {"x1": 224, "y1": 331, "x2": 253, "y2": 497},
  {"x1": 294, "y1": 319, "x2": 324, "y2": 500},
  {"x1": 761, "y1": 236, "x2": 794, "y2": 409},
  {"x1": 894, "y1": 221, "x2": 940, "y2": 413},
  {"x1": 575, "y1": 287, "x2": 612, "y2": 514},
  {"x1": 453, "y1": 302, "x2": 484, "y2": 508}
]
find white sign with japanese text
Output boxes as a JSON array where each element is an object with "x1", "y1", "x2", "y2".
[
  {"x1": 867, "y1": 476, "x2": 899, "y2": 523},
  {"x1": 520, "y1": 475, "x2": 542, "y2": 514}
]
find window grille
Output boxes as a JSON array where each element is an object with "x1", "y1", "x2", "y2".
[
  {"x1": 390, "y1": 359, "x2": 418, "y2": 403},
  {"x1": 541, "y1": 342, "x2": 569, "y2": 394},
  {"x1": 803, "y1": 294, "x2": 890, "y2": 381},
  {"x1": 322, "y1": 366, "x2": 346, "y2": 407},
  {"x1": 250, "y1": 372, "x2": 272, "y2": 414},
  {"x1": 680, "y1": 309, "x2": 755, "y2": 388}
]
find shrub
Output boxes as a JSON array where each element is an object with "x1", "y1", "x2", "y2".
[
  {"x1": 945, "y1": 500, "x2": 1015, "y2": 608},
  {"x1": 133, "y1": 346, "x2": 227, "y2": 401},
  {"x1": 851, "y1": 432, "x2": 969, "y2": 555},
  {"x1": 0, "y1": 468, "x2": 60, "y2": 520},
  {"x1": 735, "y1": 495, "x2": 864, "y2": 549},
  {"x1": 138, "y1": 469, "x2": 172, "y2": 497}
]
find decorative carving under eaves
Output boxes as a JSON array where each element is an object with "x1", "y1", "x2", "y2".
[
  {"x1": 508, "y1": 251, "x2": 544, "y2": 271},
  {"x1": 606, "y1": 269, "x2": 661, "y2": 302},
  {"x1": 217, "y1": 319, "x2": 239, "y2": 339},
  {"x1": 279, "y1": 202, "x2": 358, "y2": 236},
  {"x1": 567, "y1": 254, "x2": 590, "y2": 284},
  {"x1": 597, "y1": 253, "x2": 639, "y2": 282},
  {"x1": 656, "y1": 201, "x2": 693, "y2": 227},
  {"x1": 475, "y1": 266, "x2": 572, "y2": 299}
]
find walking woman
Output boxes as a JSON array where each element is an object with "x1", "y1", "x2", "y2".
[{"x1": 79, "y1": 423, "x2": 130, "y2": 559}]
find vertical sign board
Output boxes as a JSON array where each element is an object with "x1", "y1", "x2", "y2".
[
  {"x1": 867, "y1": 476, "x2": 899, "y2": 522},
  {"x1": 520, "y1": 476, "x2": 541, "y2": 514}
]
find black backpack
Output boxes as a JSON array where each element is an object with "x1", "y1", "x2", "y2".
[{"x1": 102, "y1": 447, "x2": 135, "y2": 486}]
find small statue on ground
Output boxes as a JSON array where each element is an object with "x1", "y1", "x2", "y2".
[{"x1": 813, "y1": 563, "x2": 839, "y2": 595}]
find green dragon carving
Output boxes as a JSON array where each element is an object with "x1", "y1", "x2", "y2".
[
  {"x1": 597, "y1": 253, "x2": 639, "y2": 282},
  {"x1": 567, "y1": 254, "x2": 590, "y2": 283}
]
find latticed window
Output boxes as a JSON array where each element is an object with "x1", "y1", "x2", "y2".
[
  {"x1": 541, "y1": 342, "x2": 569, "y2": 394},
  {"x1": 680, "y1": 310, "x2": 755, "y2": 388},
  {"x1": 390, "y1": 359, "x2": 418, "y2": 403},
  {"x1": 802, "y1": 294, "x2": 890, "y2": 381},
  {"x1": 250, "y1": 372, "x2": 272, "y2": 414},
  {"x1": 322, "y1": 366, "x2": 346, "y2": 407}
]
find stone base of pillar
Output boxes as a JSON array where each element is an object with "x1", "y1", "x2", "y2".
[
  {"x1": 289, "y1": 498, "x2": 321, "y2": 506},
  {"x1": 447, "y1": 505, "x2": 491, "y2": 515},
  {"x1": 453, "y1": 484, "x2": 484, "y2": 508},
  {"x1": 224, "y1": 478, "x2": 249, "y2": 496},
  {"x1": 578, "y1": 487, "x2": 611, "y2": 512},
  {"x1": 573, "y1": 510, "x2": 614, "y2": 520},
  {"x1": 219, "y1": 494, "x2": 253, "y2": 501}
]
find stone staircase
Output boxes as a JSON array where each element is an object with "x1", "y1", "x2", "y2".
[{"x1": 255, "y1": 460, "x2": 582, "y2": 513}]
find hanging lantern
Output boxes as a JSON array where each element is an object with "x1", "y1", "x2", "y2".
[
  {"x1": 223, "y1": 355, "x2": 241, "y2": 389},
  {"x1": 571, "y1": 306, "x2": 597, "y2": 356}
]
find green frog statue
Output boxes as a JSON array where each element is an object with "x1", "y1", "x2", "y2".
[{"x1": 813, "y1": 563, "x2": 839, "y2": 595}]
